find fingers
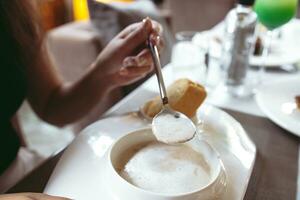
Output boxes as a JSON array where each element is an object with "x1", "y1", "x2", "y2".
[
  {"x1": 120, "y1": 65, "x2": 153, "y2": 76},
  {"x1": 100, "y1": 18, "x2": 163, "y2": 88},
  {"x1": 115, "y1": 49, "x2": 154, "y2": 86},
  {"x1": 149, "y1": 20, "x2": 163, "y2": 47},
  {"x1": 0, "y1": 193, "x2": 72, "y2": 200},
  {"x1": 118, "y1": 18, "x2": 162, "y2": 41},
  {"x1": 151, "y1": 20, "x2": 162, "y2": 35},
  {"x1": 117, "y1": 22, "x2": 140, "y2": 39},
  {"x1": 26, "y1": 193, "x2": 71, "y2": 200},
  {"x1": 118, "y1": 18, "x2": 164, "y2": 56},
  {"x1": 112, "y1": 64, "x2": 152, "y2": 86},
  {"x1": 120, "y1": 19, "x2": 152, "y2": 54},
  {"x1": 149, "y1": 34, "x2": 164, "y2": 53},
  {"x1": 123, "y1": 49, "x2": 152, "y2": 67}
]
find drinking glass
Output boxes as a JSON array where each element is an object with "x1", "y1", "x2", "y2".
[
  {"x1": 254, "y1": 0, "x2": 298, "y2": 80},
  {"x1": 171, "y1": 32, "x2": 206, "y2": 84}
]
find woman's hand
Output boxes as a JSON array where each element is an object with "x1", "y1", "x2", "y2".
[
  {"x1": 26, "y1": 18, "x2": 163, "y2": 126},
  {"x1": 93, "y1": 18, "x2": 163, "y2": 88},
  {"x1": 0, "y1": 193, "x2": 71, "y2": 200}
]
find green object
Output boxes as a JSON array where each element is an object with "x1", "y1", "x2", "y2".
[{"x1": 254, "y1": 0, "x2": 298, "y2": 30}]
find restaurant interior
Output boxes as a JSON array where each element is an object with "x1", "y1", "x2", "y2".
[{"x1": 1, "y1": 0, "x2": 300, "y2": 199}]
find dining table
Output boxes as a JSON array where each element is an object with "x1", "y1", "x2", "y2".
[
  {"x1": 6, "y1": 15, "x2": 300, "y2": 198},
  {"x1": 6, "y1": 61, "x2": 300, "y2": 199}
]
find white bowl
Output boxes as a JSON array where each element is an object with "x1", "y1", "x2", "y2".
[{"x1": 106, "y1": 128, "x2": 227, "y2": 200}]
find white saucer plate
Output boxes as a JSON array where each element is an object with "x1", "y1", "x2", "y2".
[
  {"x1": 255, "y1": 77, "x2": 300, "y2": 136},
  {"x1": 44, "y1": 105, "x2": 256, "y2": 200}
]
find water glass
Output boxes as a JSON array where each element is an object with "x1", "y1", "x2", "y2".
[{"x1": 171, "y1": 31, "x2": 206, "y2": 84}]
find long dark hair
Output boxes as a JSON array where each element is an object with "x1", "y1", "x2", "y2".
[
  {"x1": 0, "y1": 0, "x2": 43, "y2": 72},
  {"x1": 0, "y1": 0, "x2": 45, "y2": 171}
]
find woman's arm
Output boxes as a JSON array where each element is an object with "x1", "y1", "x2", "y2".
[{"x1": 26, "y1": 19, "x2": 162, "y2": 126}]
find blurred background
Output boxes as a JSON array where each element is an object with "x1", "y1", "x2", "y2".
[{"x1": 36, "y1": 0, "x2": 235, "y2": 33}]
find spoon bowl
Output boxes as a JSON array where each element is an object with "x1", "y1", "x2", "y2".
[
  {"x1": 152, "y1": 106, "x2": 197, "y2": 144},
  {"x1": 148, "y1": 37, "x2": 197, "y2": 144}
]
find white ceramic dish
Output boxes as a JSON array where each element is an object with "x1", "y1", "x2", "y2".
[
  {"x1": 44, "y1": 105, "x2": 256, "y2": 200},
  {"x1": 255, "y1": 77, "x2": 300, "y2": 136},
  {"x1": 107, "y1": 128, "x2": 227, "y2": 200}
]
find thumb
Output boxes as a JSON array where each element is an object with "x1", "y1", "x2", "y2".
[{"x1": 121, "y1": 18, "x2": 152, "y2": 54}]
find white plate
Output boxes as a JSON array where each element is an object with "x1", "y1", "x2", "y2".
[
  {"x1": 44, "y1": 105, "x2": 256, "y2": 200},
  {"x1": 255, "y1": 77, "x2": 300, "y2": 136}
]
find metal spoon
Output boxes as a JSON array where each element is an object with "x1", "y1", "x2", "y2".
[{"x1": 148, "y1": 37, "x2": 196, "y2": 144}]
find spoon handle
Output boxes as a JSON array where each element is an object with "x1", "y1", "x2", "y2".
[{"x1": 148, "y1": 38, "x2": 169, "y2": 105}]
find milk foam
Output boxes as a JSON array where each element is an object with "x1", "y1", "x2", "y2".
[
  {"x1": 153, "y1": 114, "x2": 196, "y2": 144},
  {"x1": 119, "y1": 142, "x2": 211, "y2": 194}
]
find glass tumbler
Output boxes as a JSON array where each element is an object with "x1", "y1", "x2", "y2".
[{"x1": 171, "y1": 31, "x2": 206, "y2": 84}]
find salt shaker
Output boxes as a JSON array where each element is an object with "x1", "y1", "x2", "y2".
[{"x1": 221, "y1": 0, "x2": 257, "y2": 97}]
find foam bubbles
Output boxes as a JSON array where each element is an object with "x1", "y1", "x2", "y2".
[
  {"x1": 152, "y1": 114, "x2": 196, "y2": 144},
  {"x1": 119, "y1": 142, "x2": 212, "y2": 195}
]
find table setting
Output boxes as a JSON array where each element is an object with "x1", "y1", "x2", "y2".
[
  {"x1": 7, "y1": 0, "x2": 300, "y2": 199},
  {"x1": 41, "y1": 68, "x2": 299, "y2": 200},
  {"x1": 44, "y1": 15, "x2": 300, "y2": 199}
]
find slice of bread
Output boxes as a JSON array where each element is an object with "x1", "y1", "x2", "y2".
[{"x1": 142, "y1": 79, "x2": 207, "y2": 118}]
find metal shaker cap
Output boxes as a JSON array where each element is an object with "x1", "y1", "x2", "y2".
[{"x1": 237, "y1": 0, "x2": 255, "y2": 6}]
